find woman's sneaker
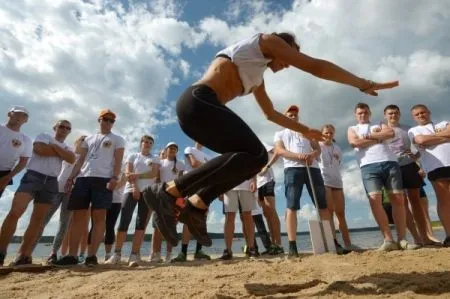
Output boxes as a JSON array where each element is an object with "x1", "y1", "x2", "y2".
[
  {"x1": 84, "y1": 256, "x2": 98, "y2": 267},
  {"x1": 165, "y1": 252, "x2": 172, "y2": 264},
  {"x1": 46, "y1": 253, "x2": 58, "y2": 265},
  {"x1": 128, "y1": 253, "x2": 141, "y2": 267},
  {"x1": 105, "y1": 253, "x2": 121, "y2": 265},
  {"x1": 399, "y1": 240, "x2": 421, "y2": 250},
  {"x1": 377, "y1": 240, "x2": 399, "y2": 252},
  {"x1": 219, "y1": 249, "x2": 233, "y2": 260},
  {"x1": 148, "y1": 252, "x2": 162, "y2": 263},
  {"x1": 54, "y1": 255, "x2": 79, "y2": 266},
  {"x1": 270, "y1": 244, "x2": 285, "y2": 255},
  {"x1": 10, "y1": 255, "x2": 32, "y2": 267}
]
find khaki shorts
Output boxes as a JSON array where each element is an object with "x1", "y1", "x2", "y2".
[{"x1": 224, "y1": 190, "x2": 256, "y2": 213}]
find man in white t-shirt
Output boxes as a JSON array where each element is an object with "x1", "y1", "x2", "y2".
[
  {"x1": 0, "y1": 106, "x2": 32, "y2": 199},
  {"x1": 172, "y1": 142, "x2": 212, "y2": 262},
  {"x1": 408, "y1": 104, "x2": 450, "y2": 246},
  {"x1": 55, "y1": 109, "x2": 125, "y2": 266},
  {"x1": 348, "y1": 102, "x2": 413, "y2": 251},
  {"x1": 384, "y1": 104, "x2": 437, "y2": 246},
  {"x1": 0, "y1": 120, "x2": 75, "y2": 266},
  {"x1": 274, "y1": 105, "x2": 329, "y2": 257}
]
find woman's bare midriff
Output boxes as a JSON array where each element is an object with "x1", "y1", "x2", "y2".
[{"x1": 194, "y1": 58, "x2": 244, "y2": 105}]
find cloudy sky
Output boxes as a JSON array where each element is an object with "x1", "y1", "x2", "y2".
[{"x1": 1, "y1": 0, "x2": 449, "y2": 236}]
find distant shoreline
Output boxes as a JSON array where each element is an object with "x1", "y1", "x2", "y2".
[{"x1": 11, "y1": 223, "x2": 442, "y2": 243}]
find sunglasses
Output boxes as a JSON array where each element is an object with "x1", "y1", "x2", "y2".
[
  {"x1": 101, "y1": 118, "x2": 115, "y2": 124},
  {"x1": 58, "y1": 124, "x2": 72, "y2": 131}
]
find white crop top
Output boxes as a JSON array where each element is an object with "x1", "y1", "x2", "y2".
[{"x1": 216, "y1": 34, "x2": 271, "y2": 95}]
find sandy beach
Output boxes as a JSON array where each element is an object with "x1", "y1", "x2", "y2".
[{"x1": 0, "y1": 247, "x2": 449, "y2": 298}]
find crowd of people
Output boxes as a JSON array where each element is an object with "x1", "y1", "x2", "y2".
[{"x1": 0, "y1": 100, "x2": 448, "y2": 268}]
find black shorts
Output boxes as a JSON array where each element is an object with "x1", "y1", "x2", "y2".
[
  {"x1": 68, "y1": 177, "x2": 113, "y2": 210},
  {"x1": 400, "y1": 163, "x2": 423, "y2": 189},
  {"x1": 258, "y1": 181, "x2": 275, "y2": 200},
  {"x1": 428, "y1": 166, "x2": 450, "y2": 182},
  {"x1": 0, "y1": 170, "x2": 13, "y2": 198}
]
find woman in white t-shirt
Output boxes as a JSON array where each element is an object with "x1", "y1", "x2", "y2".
[
  {"x1": 150, "y1": 142, "x2": 185, "y2": 263},
  {"x1": 106, "y1": 135, "x2": 160, "y2": 266},
  {"x1": 319, "y1": 124, "x2": 353, "y2": 250}
]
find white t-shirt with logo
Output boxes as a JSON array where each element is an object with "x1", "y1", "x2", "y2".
[
  {"x1": 184, "y1": 147, "x2": 210, "y2": 172},
  {"x1": 27, "y1": 133, "x2": 71, "y2": 177},
  {"x1": 159, "y1": 158, "x2": 186, "y2": 183},
  {"x1": 80, "y1": 132, "x2": 125, "y2": 178},
  {"x1": 318, "y1": 142, "x2": 343, "y2": 188},
  {"x1": 256, "y1": 143, "x2": 275, "y2": 188},
  {"x1": 124, "y1": 152, "x2": 161, "y2": 193},
  {"x1": 408, "y1": 121, "x2": 450, "y2": 173},
  {"x1": 386, "y1": 124, "x2": 415, "y2": 167},
  {"x1": 57, "y1": 154, "x2": 78, "y2": 193},
  {"x1": 350, "y1": 123, "x2": 397, "y2": 167},
  {"x1": 0, "y1": 124, "x2": 32, "y2": 171},
  {"x1": 274, "y1": 129, "x2": 319, "y2": 169}
]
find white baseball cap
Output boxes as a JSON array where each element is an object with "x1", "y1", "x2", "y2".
[
  {"x1": 9, "y1": 106, "x2": 29, "y2": 116},
  {"x1": 165, "y1": 142, "x2": 178, "y2": 149}
]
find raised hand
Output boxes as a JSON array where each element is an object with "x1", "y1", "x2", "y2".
[{"x1": 360, "y1": 80, "x2": 399, "y2": 96}]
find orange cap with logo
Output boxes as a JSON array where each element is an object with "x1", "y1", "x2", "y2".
[{"x1": 98, "y1": 109, "x2": 116, "y2": 120}]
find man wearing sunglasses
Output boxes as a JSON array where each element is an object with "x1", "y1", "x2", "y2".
[
  {"x1": 0, "y1": 120, "x2": 75, "y2": 266},
  {"x1": 56, "y1": 109, "x2": 125, "y2": 267}
]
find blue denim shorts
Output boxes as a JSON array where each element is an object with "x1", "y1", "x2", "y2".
[
  {"x1": 284, "y1": 167, "x2": 327, "y2": 210},
  {"x1": 67, "y1": 177, "x2": 113, "y2": 210},
  {"x1": 360, "y1": 161, "x2": 403, "y2": 196},
  {"x1": 16, "y1": 170, "x2": 58, "y2": 204}
]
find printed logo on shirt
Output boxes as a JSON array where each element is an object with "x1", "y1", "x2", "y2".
[
  {"x1": 11, "y1": 139, "x2": 22, "y2": 148},
  {"x1": 147, "y1": 159, "x2": 153, "y2": 166},
  {"x1": 103, "y1": 140, "x2": 112, "y2": 148}
]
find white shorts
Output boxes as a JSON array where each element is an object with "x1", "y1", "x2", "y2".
[{"x1": 224, "y1": 190, "x2": 256, "y2": 213}]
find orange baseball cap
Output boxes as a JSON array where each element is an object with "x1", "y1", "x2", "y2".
[
  {"x1": 98, "y1": 109, "x2": 116, "y2": 120},
  {"x1": 284, "y1": 105, "x2": 299, "y2": 114}
]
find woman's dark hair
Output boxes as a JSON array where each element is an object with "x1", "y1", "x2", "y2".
[{"x1": 272, "y1": 32, "x2": 300, "y2": 51}]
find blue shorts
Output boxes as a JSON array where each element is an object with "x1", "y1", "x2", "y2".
[
  {"x1": 284, "y1": 167, "x2": 327, "y2": 211},
  {"x1": 16, "y1": 170, "x2": 58, "y2": 204},
  {"x1": 67, "y1": 177, "x2": 113, "y2": 210},
  {"x1": 360, "y1": 161, "x2": 403, "y2": 196}
]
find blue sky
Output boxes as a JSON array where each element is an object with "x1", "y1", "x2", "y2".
[{"x1": 1, "y1": 0, "x2": 449, "y2": 235}]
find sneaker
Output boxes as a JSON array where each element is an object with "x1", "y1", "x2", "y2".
[
  {"x1": 443, "y1": 236, "x2": 450, "y2": 248},
  {"x1": 270, "y1": 244, "x2": 285, "y2": 256},
  {"x1": 84, "y1": 255, "x2": 98, "y2": 267},
  {"x1": 178, "y1": 200, "x2": 211, "y2": 247},
  {"x1": 194, "y1": 250, "x2": 211, "y2": 260},
  {"x1": 246, "y1": 248, "x2": 259, "y2": 258},
  {"x1": 171, "y1": 252, "x2": 187, "y2": 263},
  {"x1": 345, "y1": 244, "x2": 363, "y2": 252},
  {"x1": 0, "y1": 252, "x2": 5, "y2": 266},
  {"x1": 128, "y1": 253, "x2": 141, "y2": 267},
  {"x1": 399, "y1": 240, "x2": 421, "y2": 250},
  {"x1": 105, "y1": 252, "x2": 121, "y2": 265},
  {"x1": 142, "y1": 183, "x2": 179, "y2": 247},
  {"x1": 335, "y1": 240, "x2": 351, "y2": 255},
  {"x1": 377, "y1": 240, "x2": 399, "y2": 252},
  {"x1": 288, "y1": 243, "x2": 299, "y2": 258},
  {"x1": 78, "y1": 254, "x2": 85, "y2": 264},
  {"x1": 219, "y1": 249, "x2": 233, "y2": 260},
  {"x1": 54, "y1": 255, "x2": 79, "y2": 266},
  {"x1": 242, "y1": 245, "x2": 248, "y2": 254},
  {"x1": 165, "y1": 252, "x2": 172, "y2": 264},
  {"x1": 104, "y1": 254, "x2": 111, "y2": 263},
  {"x1": 10, "y1": 255, "x2": 32, "y2": 267},
  {"x1": 148, "y1": 252, "x2": 162, "y2": 263},
  {"x1": 46, "y1": 253, "x2": 58, "y2": 265}
]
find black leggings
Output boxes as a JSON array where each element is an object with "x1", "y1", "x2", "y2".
[
  {"x1": 253, "y1": 214, "x2": 271, "y2": 250},
  {"x1": 118, "y1": 192, "x2": 150, "y2": 232},
  {"x1": 174, "y1": 84, "x2": 268, "y2": 206}
]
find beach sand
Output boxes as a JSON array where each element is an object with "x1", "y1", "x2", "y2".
[{"x1": 0, "y1": 247, "x2": 449, "y2": 298}]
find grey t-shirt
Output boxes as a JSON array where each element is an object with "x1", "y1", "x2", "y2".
[{"x1": 386, "y1": 124, "x2": 415, "y2": 166}]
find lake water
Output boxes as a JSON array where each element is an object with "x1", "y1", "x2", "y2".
[{"x1": 6, "y1": 228, "x2": 446, "y2": 260}]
